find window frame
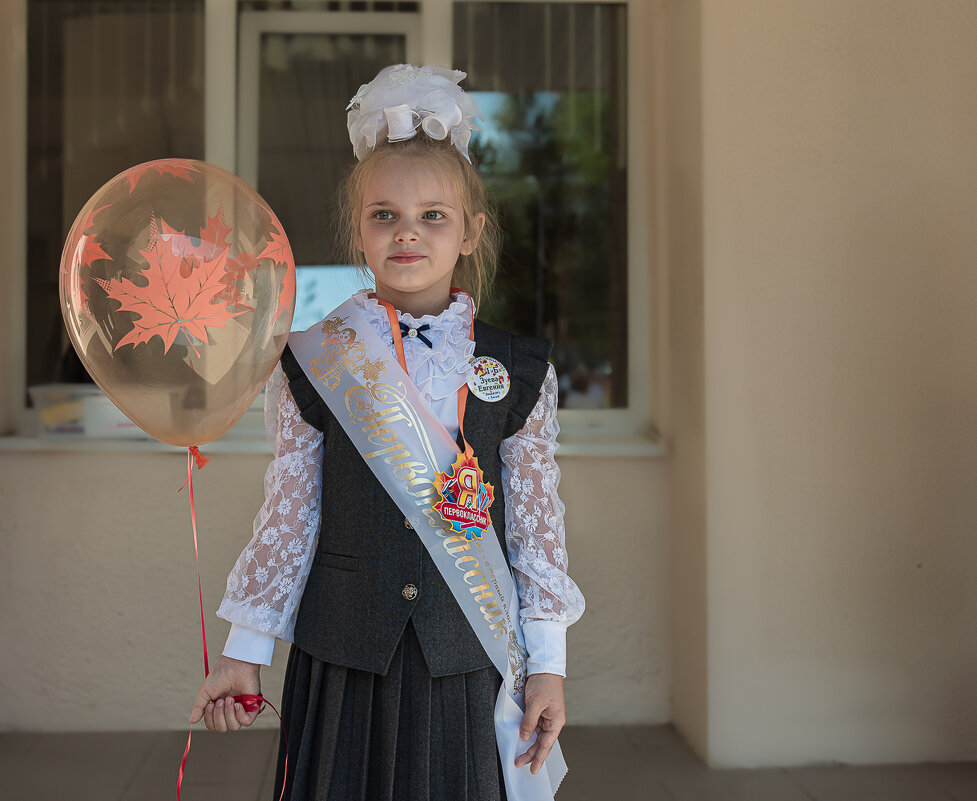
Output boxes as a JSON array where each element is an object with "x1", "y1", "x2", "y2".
[
  {"x1": 5, "y1": 0, "x2": 660, "y2": 446},
  {"x1": 235, "y1": 9, "x2": 423, "y2": 189}
]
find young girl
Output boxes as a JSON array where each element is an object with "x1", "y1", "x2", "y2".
[{"x1": 190, "y1": 64, "x2": 585, "y2": 801}]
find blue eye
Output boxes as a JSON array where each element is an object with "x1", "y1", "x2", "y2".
[
  {"x1": 423, "y1": 210, "x2": 445, "y2": 221},
  {"x1": 374, "y1": 210, "x2": 394, "y2": 221}
]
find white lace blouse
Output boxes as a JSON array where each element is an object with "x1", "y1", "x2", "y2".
[{"x1": 217, "y1": 290, "x2": 585, "y2": 676}]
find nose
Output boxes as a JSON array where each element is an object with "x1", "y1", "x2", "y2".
[{"x1": 394, "y1": 224, "x2": 419, "y2": 244}]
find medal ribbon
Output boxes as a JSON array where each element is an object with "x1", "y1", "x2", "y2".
[{"x1": 374, "y1": 289, "x2": 476, "y2": 460}]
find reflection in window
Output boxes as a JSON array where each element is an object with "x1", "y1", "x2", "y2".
[
  {"x1": 292, "y1": 265, "x2": 373, "y2": 332},
  {"x1": 454, "y1": 2, "x2": 628, "y2": 408}
]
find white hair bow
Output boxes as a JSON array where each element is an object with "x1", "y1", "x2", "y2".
[{"x1": 346, "y1": 64, "x2": 482, "y2": 162}]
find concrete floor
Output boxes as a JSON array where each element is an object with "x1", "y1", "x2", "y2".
[{"x1": 2, "y1": 725, "x2": 977, "y2": 801}]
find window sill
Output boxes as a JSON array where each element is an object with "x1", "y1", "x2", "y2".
[
  {"x1": 8, "y1": 393, "x2": 664, "y2": 458},
  {"x1": 0, "y1": 430, "x2": 664, "y2": 459},
  {"x1": 0, "y1": 435, "x2": 272, "y2": 455},
  {"x1": 556, "y1": 435, "x2": 663, "y2": 458}
]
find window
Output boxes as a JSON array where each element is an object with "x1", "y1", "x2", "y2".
[{"x1": 18, "y1": 0, "x2": 651, "y2": 437}]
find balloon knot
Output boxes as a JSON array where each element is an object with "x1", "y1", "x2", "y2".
[{"x1": 189, "y1": 445, "x2": 210, "y2": 469}]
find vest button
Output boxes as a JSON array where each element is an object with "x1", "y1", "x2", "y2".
[
  {"x1": 403, "y1": 517, "x2": 413, "y2": 530},
  {"x1": 402, "y1": 584, "x2": 418, "y2": 601}
]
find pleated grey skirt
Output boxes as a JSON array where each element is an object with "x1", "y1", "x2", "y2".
[{"x1": 272, "y1": 620, "x2": 506, "y2": 801}]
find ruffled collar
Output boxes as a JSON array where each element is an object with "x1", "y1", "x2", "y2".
[
  {"x1": 352, "y1": 289, "x2": 472, "y2": 330},
  {"x1": 352, "y1": 290, "x2": 476, "y2": 402}
]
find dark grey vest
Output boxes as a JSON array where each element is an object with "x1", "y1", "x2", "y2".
[{"x1": 280, "y1": 320, "x2": 551, "y2": 677}]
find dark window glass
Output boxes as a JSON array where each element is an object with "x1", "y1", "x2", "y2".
[
  {"x1": 250, "y1": 31, "x2": 409, "y2": 328},
  {"x1": 455, "y1": 2, "x2": 628, "y2": 408},
  {"x1": 254, "y1": 32, "x2": 406, "y2": 266},
  {"x1": 26, "y1": 0, "x2": 205, "y2": 389}
]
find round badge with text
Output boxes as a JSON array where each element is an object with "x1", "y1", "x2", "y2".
[{"x1": 467, "y1": 356, "x2": 510, "y2": 402}]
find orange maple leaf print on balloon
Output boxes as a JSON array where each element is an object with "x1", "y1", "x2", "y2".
[
  {"x1": 125, "y1": 159, "x2": 201, "y2": 193},
  {"x1": 257, "y1": 226, "x2": 291, "y2": 264},
  {"x1": 80, "y1": 203, "x2": 109, "y2": 234},
  {"x1": 79, "y1": 235, "x2": 110, "y2": 268},
  {"x1": 275, "y1": 261, "x2": 296, "y2": 322},
  {"x1": 160, "y1": 212, "x2": 232, "y2": 262},
  {"x1": 96, "y1": 235, "x2": 243, "y2": 358},
  {"x1": 62, "y1": 204, "x2": 112, "y2": 322},
  {"x1": 257, "y1": 226, "x2": 296, "y2": 321},
  {"x1": 74, "y1": 235, "x2": 110, "y2": 317},
  {"x1": 219, "y1": 251, "x2": 261, "y2": 309},
  {"x1": 61, "y1": 204, "x2": 111, "y2": 276}
]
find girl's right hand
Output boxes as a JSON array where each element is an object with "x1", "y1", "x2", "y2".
[{"x1": 189, "y1": 655, "x2": 263, "y2": 732}]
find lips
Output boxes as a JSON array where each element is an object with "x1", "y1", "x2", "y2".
[{"x1": 388, "y1": 252, "x2": 425, "y2": 264}]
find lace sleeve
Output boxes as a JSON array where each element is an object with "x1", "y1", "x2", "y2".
[
  {"x1": 500, "y1": 364, "x2": 586, "y2": 627},
  {"x1": 216, "y1": 364, "x2": 324, "y2": 641}
]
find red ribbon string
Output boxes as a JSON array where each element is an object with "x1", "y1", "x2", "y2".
[
  {"x1": 175, "y1": 446, "x2": 289, "y2": 801},
  {"x1": 177, "y1": 731, "x2": 194, "y2": 800},
  {"x1": 178, "y1": 695, "x2": 289, "y2": 801},
  {"x1": 178, "y1": 446, "x2": 210, "y2": 676},
  {"x1": 235, "y1": 694, "x2": 289, "y2": 801},
  {"x1": 177, "y1": 445, "x2": 209, "y2": 801}
]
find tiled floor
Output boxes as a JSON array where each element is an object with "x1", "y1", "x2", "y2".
[{"x1": 2, "y1": 725, "x2": 976, "y2": 801}]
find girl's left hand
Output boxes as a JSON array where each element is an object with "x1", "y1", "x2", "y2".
[{"x1": 516, "y1": 673, "x2": 566, "y2": 775}]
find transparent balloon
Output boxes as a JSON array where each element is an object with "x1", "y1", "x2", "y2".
[{"x1": 60, "y1": 159, "x2": 296, "y2": 446}]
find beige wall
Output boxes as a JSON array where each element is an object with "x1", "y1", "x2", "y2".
[
  {"x1": 662, "y1": 0, "x2": 709, "y2": 760},
  {"x1": 693, "y1": 0, "x2": 977, "y2": 766},
  {"x1": 0, "y1": 450, "x2": 668, "y2": 731}
]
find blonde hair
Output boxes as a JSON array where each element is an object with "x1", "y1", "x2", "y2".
[{"x1": 336, "y1": 135, "x2": 500, "y2": 311}]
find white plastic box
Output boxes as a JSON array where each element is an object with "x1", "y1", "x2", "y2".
[{"x1": 28, "y1": 384, "x2": 149, "y2": 439}]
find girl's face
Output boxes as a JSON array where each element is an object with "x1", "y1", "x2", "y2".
[{"x1": 356, "y1": 155, "x2": 475, "y2": 316}]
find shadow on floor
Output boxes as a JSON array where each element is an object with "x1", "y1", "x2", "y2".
[{"x1": 2, "y1": 725, "x2": 976, "y2": 800}]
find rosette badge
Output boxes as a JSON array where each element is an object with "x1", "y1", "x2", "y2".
[{"x1": 346, "y1": 64, "x2": 482, "y2": 162}]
